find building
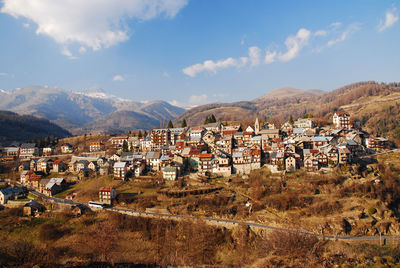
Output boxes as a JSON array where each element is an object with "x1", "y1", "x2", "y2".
[
  {"x1": 89, "y1": 142, "x2": 104, "y2": 152},
  {"x1": 61, "y1": 143, "x2": 74, "y2": 154},
  {"x1": 110, "y1": 136, "x2": 128, "y2": 147},
  {"x1": 19, "y1": 143, "x2": 38, "y2": 159},
  {"x1": 99, "y1": 187, "x2": 117, "y2": 205},
  {"x1": 151, "y1": 129, "x2": 170, "y2": 149},
  {"x1": 333, "y1": 112, "x2": 351, "y2": 129},
  {"x1": 294, "y1": 118, "x2": 314, "y2": 129},
  {"x1": 113, "y1": 162, "x2": 127, "y2": 180},
  {"x1": 162, "y1": 167, "x2": 178, "y2": 180}
]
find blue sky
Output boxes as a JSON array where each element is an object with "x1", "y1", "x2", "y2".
[{"x1": 0, "y1": 0, "x2": 399, "y2": 107}]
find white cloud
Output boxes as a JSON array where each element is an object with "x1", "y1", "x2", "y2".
[
  {"x1": 23, "y1": 23, "x2": 30, "y2": 28},
  {"x1": 0, "y1": 73, "x2": 8, "y2": 76},
  {"x1": 162, "y1": 71, "x2": 170, "y2": 78},
  {"x1": 78, "y1": 46, "x2": 87, "y2": 54},
  {"x1": 378, "y1": 8, "x2": 399, "y2": 32},
  {"x1": 249, "y1": 46, "x2": 261, "y2": 66},
  {"x1": 1, "y1": 0, "x2": 187, "y2": 55},
  {"x1": 61, "y1": 47, "x2": 78, "y2": 60},
  {"x1": 314, "y1": 30, "x2": 327, "y2": 36},
  {"x1": 330, "y1": 22, "x2": 342, "y2": 29},
  {"x1": 113, "y1": 75, "x2": 124, "y2": 81},
  {"x1": 278, "y1": 28, "x2": 311, "y2": 62},
  {"x1": 182, "y1": 56, "x2": 248, "y2": 77},
  {"x1": 189, "y1": 94, "x2": 208, "y2": 105},
  {"x1": 264, "y1": 50, "x2": 277, "y2": 64},
  {"x1": 327, "y1": 23, "x2": 359, "y2": 47}
]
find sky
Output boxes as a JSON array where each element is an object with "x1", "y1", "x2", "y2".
[{"x1": 0, "y1": 0, "x2": 399, "y2": 108}]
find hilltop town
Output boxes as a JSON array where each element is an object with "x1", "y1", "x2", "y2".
[{"x1": 0, "y1": 111, "x2": 392, "y2": 205}]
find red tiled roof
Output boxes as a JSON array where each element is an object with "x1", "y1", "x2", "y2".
[
  {"x1": 199, "y1": 153, "x2": 213, "y2": 158},
  {"x1": 100, "y1": 187, "x2": 113, "y2": 192}
]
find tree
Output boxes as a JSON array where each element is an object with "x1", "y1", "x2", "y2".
[
  {"x1": 167, "y1": 120, "x2": 174, "y2": 128},
  {"x1": 289, "y1": 114, "x2": 294, "y2": 124},
  {"x1": 181, "y1": 119, "x2": 187, "y2": 128},
  {"x1": 138, "y1": 130, "x2": 143, "y2": 138},
  {"x1": 210, "y1": 114, "x2": 216, "y2": 123},
  {"x1": 204, "y1": 114, "x2": 217, "y2": 124},
  {"x1": 122, "y1": 140, "x2": 129, "y2": 152}
]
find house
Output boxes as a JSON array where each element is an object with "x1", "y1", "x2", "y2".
[
  {"x1": 333, "y1": 112, "x2": 351, "y2": 129},
  {"x1": 259, "y1": 129, "x2": 280, "y2": 139},
  {"x1": 18, "y1": 162, "x2": 30, "y2": 172},
  {"x1": 198, "y1": 153, "x2": 214, "y2": 174},
  {"x1": 110, "y1": 153, "x2": 121, "y2": 162},
  {"x1": 315, "y1": 152, "x2": 328, "y2": 167},
  {"x1": 162, "y1": 167, "x2": 178, "y2": 180},
  {"x1": 294, "y1": 118, "x2": 314, "y2": 129},
  {"x1": 53, "y1": 160, "x2": 67, "y2": 173},
  {"x1": 39, "y1": 178, "x2": 66, "y2": 197},
  {"x1": 203, "y1": 122, "x2": 223, "y2": 133},
  {"x1": 6, "y1": 147, "x2": 19, "y2": 158},
  {"x1": 0, "y1": 188, "x2": 15, "y2": 204},
  {"x1": 89, "y1": 142, "x2": 104, "y2": 152},
  {"x1": 285, "y1": 156, "x2": 296, "y2": 172},
  {"x1": 110, "y1": 136, "x2": 128, "y2": 148},
  {"x1": 88, "y1": 161, "x2": 98, "y2": 171},
  {"x1": 30, "y1": 159, "x2": 39, "y2": 172},
  {"x1": 76, "y1": 160, "x2": 89, "y2": 171},
  {"x1": 61, "y1": 143, "x2": 74, "y2": 154},
  {"x1": 27, "y1": 173, "x2": 42, "y2": 189},
  {"x1": 304, "y1": 156, "x2": 319, "y2": 171},
  {"x1": 38, "y1": 158, "x2": 53, "y2": 173},
  {"x1": 99, "y1": 187, "x2": 117, "y2": 205},
  {"x1": 42, "y1": 147, "x2": 53, "y2": 156},
  {"x1": 20, "y1": 143, "x2": 38, "y2": 159},
  {"x1": 114, "y1": 162, "x2": 127, "y2": 180},
  {"x1": 20, "y1": 170, "x2": 33, "y2": 184},
  {"x1": 23, "y1": 201, "x2": 45, "y2": 216},
  {"x1": 146, "y1": 151, "x2": 161, "y2": 171}
]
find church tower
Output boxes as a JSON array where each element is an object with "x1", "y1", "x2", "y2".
[{"x1": 254, "y1": 117, "x2": 260, "y2": 135}]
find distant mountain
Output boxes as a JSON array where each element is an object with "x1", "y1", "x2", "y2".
[
  {"x1": 0, "y1": 111, "x2": 70, "y2": 145},
  {"x1": 176, "y1": 81, "x2": 400, "y2": 141},
  {"x1": 0, "y1": 86, "x2": 185, "y2": 134},
  {"x1": 254, "y1": 87, "x2": 324, "y2": 101},
  {"x1": 175, "y1": 87, "x2": 325, "y2": 126}
]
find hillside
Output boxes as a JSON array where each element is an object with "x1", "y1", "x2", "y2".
[
  {"x1": 0, "y1": 86, "x2": 185, "y2": 135},
  {"x1": 176, "y1": 81, "x2": 400, "y2": 141},
  {"x1": 0, "y1": 111, "x2": 70, "y2": 145}
]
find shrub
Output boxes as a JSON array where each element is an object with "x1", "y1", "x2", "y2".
[{"x1": 368, "y1": 207, "x2": 377, "y2": 215}]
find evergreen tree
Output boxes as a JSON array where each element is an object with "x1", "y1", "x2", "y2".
[
  {"x1": 181, "y1": 119, "x2": 187, "y2": 128},
  {"x1": 122, "y1": 140, "x2": 129, "y2": 152},
  {"x1": 289, "y1": 115, "x2": 294, "y2": 124},
  {"x1": 138, "y1": 130, "x2": 142, "y2": 138},
  {"x1": 167, "y1": 120, "x2": 174, "y2": 128},
  {"x1": 210, "y1": 114, "x2": 216, "y2": 123}
]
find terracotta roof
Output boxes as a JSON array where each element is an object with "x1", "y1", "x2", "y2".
[
  {"x1": 100, "y1": 187, "x2": 113, "y2": 192},
  {"x1": 199, "y1": 153, "x2": 213, "y2": 158}
]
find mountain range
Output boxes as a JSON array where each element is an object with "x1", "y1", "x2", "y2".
[
  {"x1": 1, "y1": 81, "x2": 400, "y2": 143},
  {"x1": 0, "y1": 86, "x2": 185, "y2": 135},
  {"x1": 175, "y1": 81, "x2": 400, "y2": 142}
]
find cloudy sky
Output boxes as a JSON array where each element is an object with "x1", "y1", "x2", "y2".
[{"x1": 0, "y1": 0, "x2": 399, "y2": 107}]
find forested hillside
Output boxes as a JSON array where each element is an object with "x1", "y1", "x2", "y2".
[{"x1": 0, "y1": 111, "x2": 70, "y2": 145}]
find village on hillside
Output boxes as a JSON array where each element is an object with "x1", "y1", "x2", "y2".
[{"x1": 0, "y1": 111, "x2": 392, "y2": 207}]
